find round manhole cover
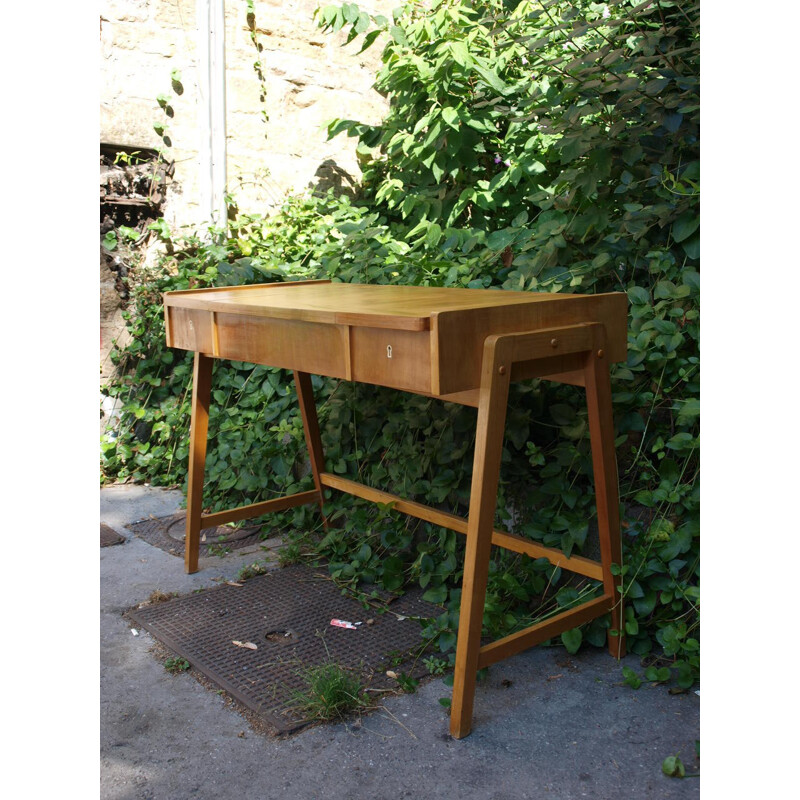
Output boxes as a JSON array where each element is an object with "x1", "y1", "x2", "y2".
[
  {"x1": 165, "y1": 517, "x2": 260, "y2": 545},
  {"x1": 265, "y1": 629, "x2": 300, "y2": 646}
]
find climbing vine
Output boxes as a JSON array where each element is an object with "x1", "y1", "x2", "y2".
[{"x1": 246, "y1": 0, "x2": 270, "y2": 135}]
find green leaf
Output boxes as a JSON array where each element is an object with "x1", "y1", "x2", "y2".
[
  {"x1": 653, "y1": 280, "x2": 678, "y2": 300},
  {"x1": 666, "y1": 432, "x2": 695, "y2": 451},
  {"x1": 556, "y1": 586, "x2": 580, "y2": 607},
  {"x1": 645, "y1": 77, "x2": 671, "y2": 95},
  {"x1": 319, "y1": 5, "x2": 338, "y2": 26},
  {"x1": 342, "y1": 3, "x2": 359, "y2": 24},
  {"x1": 682, "y1": 269, "x2": 700, "y2": 291},
  {"x1": 682, "y1": 233, "x2": 700, "y2": 260},
  {"x1": 632, "y1": 589, "x2": 657, "y2": 617},
  {"x1": 659, "y1": 526, "x2": 693, "y2": 562},
  {"x1": 662, "y1": 756, "x2": 686, "y2": 778},
  {"x1": 549, "y1": 404, "x2": 576, "y2": 425},
  {"x1": 463, "y1": 114, "x2": 497, "y2": 133},
  {"x1": 672, "y1": 211, "x2": 699, "y2": 243},
  {"x1": 627, "y1": 286, "x2": 649, "y2": 304},
  {"x1": 652, "y1": 319, "x2": 677, "y2": 335},
  {"x1": 676, "y1": 398, "x2": 699, "y2": 426},
  {"x1": 449, "y1": 40, "x2": 471, "y2": 67},
  {"x1": 676, "y1": 662, "x2": 695, "y2": 689},
  {"x1": 486, "y1": 229, "x2": 516, "y2": 251},
  {"x1": 425, "y1": 222, "x2": 442, "y2": 247},
  {"x1": 644, "y1": 665, "x2": 671, "y2": 683},
  {"x1": 390, "y1": 25, "x2": 408, "y2": 46},
  {"x1": 354, "y1": 11, "x2": 370, "y2": 34},
  {"x1": 662, "y1": 112, "x2": 683, "y2": 133},
  {"x1": 423, "y1": 585, "x2": 448, "y2": 605},
  {"x1": 561, "y1": 627, "x2": 582, "y2": 654},
  {"x1": 437, "y1": 630, "x2": 456, "y2": 652},
  {"x1": 585, "y1": 618, "x2": 608, "y2": 647},
  {"x1": 358, "y1": 28, "x2": 383, "y2": 54},
  {"x1": 621, "y1": 666, "x2": 641, "y2": 689},
  {"x1": 471, "y1": 58, "x2": 511, "y2": 95},
  {"x1": 441, "y1": 106, "x2": 460, "y2": 130},
  {"x1": 512, "y1": 211, "x2": 528, "y2": 227},
  {"x1": 523, "y1": 159, "x2": 547, "y2": 176}
]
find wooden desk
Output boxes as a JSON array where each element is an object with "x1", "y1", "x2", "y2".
[{"x1": 164, "y1": 280, "x2": 627, "y2": 738}]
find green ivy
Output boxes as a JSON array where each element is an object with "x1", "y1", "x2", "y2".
[
  {"x1": 102, "y1": 0, "x2": 699, "y2": 688},
  {"x1": 314, "y1": 0, "x2": 700, "y2": 684}
]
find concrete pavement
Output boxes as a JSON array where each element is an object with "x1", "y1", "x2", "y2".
[{"x1": 100, "y1": 483, "x2": 700, "y2": 800}]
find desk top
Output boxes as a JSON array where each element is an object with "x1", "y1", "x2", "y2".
[
  {"x1": 164, "y1": 281, "x2": 627, "y2": 396},
  {"x1": 163, "y1": 280, "x2": 622, "y2": 333}
]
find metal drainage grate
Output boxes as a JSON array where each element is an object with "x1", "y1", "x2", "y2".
[
  {"x1": 127, "y1": 512, "x2": 264, "y2": 558},
  {"x1": 100, "y1": 523, "x2": 125, "y2": 548},
  {"x1": 128, "y1": 564, "x2": 442, "y2": 733}
]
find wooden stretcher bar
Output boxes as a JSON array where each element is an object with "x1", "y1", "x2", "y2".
[{"x1": 318, "y1": 472, "x2": 604, "y2": 581}]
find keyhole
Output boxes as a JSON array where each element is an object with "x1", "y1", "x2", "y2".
[{"x1": 387, "y1": 345, "x2": 393, "y2": 359}]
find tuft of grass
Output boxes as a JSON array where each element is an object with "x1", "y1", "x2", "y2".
[
  {"x1": 276, "y1": 541, "x2": 303, "y2": 567},
  {"x1": 149, "y1": 589, "x2": 178, "y2": 604},
  {"x1": 164, "y1": 656, "x2": 190, "y2": 674},
  {"x1": 236, "y1": 561, "x2": 269, "y2": 581},
  {"x1": 291, "y1": 663, "x2": 370, "y2": 721}
]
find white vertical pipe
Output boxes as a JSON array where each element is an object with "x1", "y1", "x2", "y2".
[
  {"x1": 196, "y1": 0, "x2": 211, "y2": 228},
  {"x1": 209, "y1": 0, "x2": 228, "y2": 230},
  {"x1": 197, "y1": 0, "x2": 227, "y2": 233}
]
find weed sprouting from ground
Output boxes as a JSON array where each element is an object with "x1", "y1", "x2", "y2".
[
  {"x1": 236, "y1": 561, "x2": 270, "y2": 581},
  {"x1": 290, "y1": 663, "x2": 370, "y2": 721},
  {"x1": 164, "y1": 656, "x2": 190, "y2": 674},
  {"x1": 149, "y1": 589, "x2": 178, "y2": 604}
]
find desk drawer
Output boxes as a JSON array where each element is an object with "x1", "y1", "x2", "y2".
[
  {"x1": 215, "y1": 314, "x2": 350, "y2": 378},
  {"x1": 166, "y1": 307, "x2": 214, "y2": 353},
  {"x1": 350, "y1": 327, "x2": 432, "y2": 393}
]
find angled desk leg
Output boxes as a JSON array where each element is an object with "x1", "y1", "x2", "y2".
[
  {"x1": 183, "y1": 362, "x2": 327, "y2": 574},
  {"x1": 584, "y1": 347, "x2": 626, "y2": 658},
  {"x1": 449, "y1": 325, "x2": 626, "y2": 737},
  {"x1": 185, "y1": 352, "x2": 213, "y2": 574},
  {"x1": 293, "y1": 371, "x2": 329, "y2": 529},
  {"x1": 450, "y1": 336, "x2": 512, "y2": 739}
]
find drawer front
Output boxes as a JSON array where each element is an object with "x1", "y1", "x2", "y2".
[
  {"x1": 165, "y1": 307, "x2": 214, "y2": 353},
  {"x1": 350, "y1": 327, "x2": 431, "y2": 393},
  {"x1": 216, "y1": 313, "x2": 349, "y2": 378}
]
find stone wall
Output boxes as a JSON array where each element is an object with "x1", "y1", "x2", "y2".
[
  {"x1": 100, "y1": 0, "x2": 393, "y2": 229},
  {"x1": 99, "y1": 0, "x2": 392, "y2": 406}
]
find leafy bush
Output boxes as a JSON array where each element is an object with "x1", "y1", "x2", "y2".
[
  {"x1": 317, "y1": 0, "x2": 700, "y2": 684},
  {"x1": 102, "y1": 0, "x2": 699, "y2": 686}
]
